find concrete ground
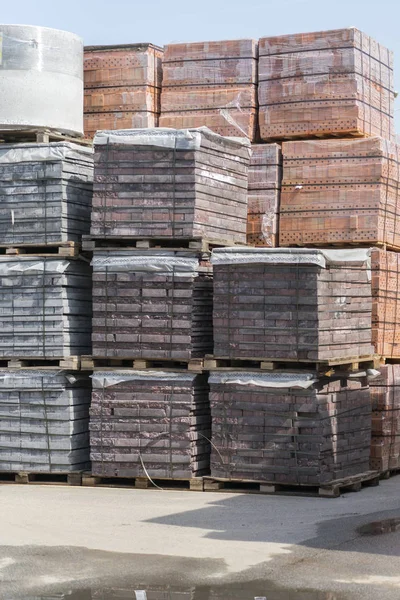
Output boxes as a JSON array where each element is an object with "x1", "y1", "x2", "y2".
[{"x1": 0, "y1": 477, "x2": 400, "y2": 599}]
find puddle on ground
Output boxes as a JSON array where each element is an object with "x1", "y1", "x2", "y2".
[
  {"x1": 23, "y1": 584, "x2": 340, "y2": 599},
  {"x1": 356, "y1": 517, "x2": 400, "y2": 536}
]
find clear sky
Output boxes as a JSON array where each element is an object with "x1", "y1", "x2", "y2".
[{"x1": 2, "y1": 0, "x2": 399, "y2": 124}]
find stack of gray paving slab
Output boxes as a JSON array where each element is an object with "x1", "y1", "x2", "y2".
[
  {"x1": 90, "y1": 371, "x2": 210, "y2": 478},
  {"x1": 0, "y1": 370, "x2": 91, "y2": 472},
  {"x1": 0, "y1": 257, "x2": 92, "y2": 358},
  {"x1": 0, "y1": 142, "x2": 93, "y2": 245}
]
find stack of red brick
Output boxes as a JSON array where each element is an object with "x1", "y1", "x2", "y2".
[
  {"x1": 84, "y1": 44, "x2": 163, "y2": 138},
  {"x1": 160, "y1": 39, "x2": 258, "y2": 140}
]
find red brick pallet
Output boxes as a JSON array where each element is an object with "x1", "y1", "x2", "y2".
[
  {"x1": 258, "y1": 28, "x2": 394, "y2": 141},
  {"x1": 160, "y1": 39, "x2": 258, "y2": 140},
  {"x1": 280, "y1": 137, "x2": 400, "y2": 249},
  {"x1": 84, "y1": 43, "x2": 163, "y2": 138}
]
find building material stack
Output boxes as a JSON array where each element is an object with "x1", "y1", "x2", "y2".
[
  {"x1": 90, "y1": 371, "x2": 210, "y2": 479},
  {"x1": 370, "y1": 365, "x2": 400, "y2": 473},
  {"x1": 209, "y1": 247, "x2": 374, "y2": 489},
  {"x1": 84, "y1": 44, "x2": 163, "y2": 139},
  {"x1": 208, "y1": 28, "x2": 398, "y2": 489},
  {"x1": 0, "y1": 371, "x2": 91, "y2": 472},
  {"x1": 258, "y1": 28, "x2": 395, "y2": 141},
  {"x1": 209, "y1": 372, "x2": 371, "y2": 485},
  {"x1": 88, "y1": 127, "x2": 251, "y2": 482},
  {"x1": 0, "y1": 26, "x2": 94, "y2": 478},
  {"x1": 247, "y1": 144, "x2": 282, "y2": 247},
  {"x1": 160, "y1": 40, "x2": 258, "y2": 141}
]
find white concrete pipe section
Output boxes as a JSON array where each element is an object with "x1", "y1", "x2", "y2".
[{"x1": 0, "y1": 24, "x2": 83, "y2": 136}]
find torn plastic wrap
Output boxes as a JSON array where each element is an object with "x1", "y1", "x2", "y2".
[
  {"x1": 160, "y1": 39, "x2": 258, "y2": 141},
  {"x1": 90, "y1": 370, "x2": 210, "y2": 479},
  {"x1": 83, "y1": 43, "x2": 163, "y2": 138},
  {"x1": 281, "y1": 137, "x2": 400, "y2": 249},
  {"x1": 0, "y1": 369, "x2": 91, "y2": 472},
  {"x1": 258, "y1": 27, "x2": 394, "y2": 141},
  {"x1": 247, "y1": 144, "x2": 282, "y2": 247},
  {"x1": 0, "y1": 24, "x2": 84, "y2": 136}
]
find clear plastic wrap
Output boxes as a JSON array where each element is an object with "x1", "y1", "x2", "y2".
[
  {"x1": 0, "y1": 142, "x2": 93, "y2": 165},
  {"x1": 209, "y1": 371, "x2": 317, "y2": 389},
  {"x1": 94, "y1": 126, "x2": 250, "y2": 150},
  {"x1": 0, "y1": 24, "x2": 84, "y2": 136},
  {"x1": 0, "y1": 258, "x2": 70, "y2": 275},
  {"x1": 91, "y1": 254, "x2": 199, "y2": 275},
  {"x1": 211, "y1": 247, "x2": 371, "y2": 268},
  {"x1": 91, "y1": 370, "x2": 196, "y2": 388}
]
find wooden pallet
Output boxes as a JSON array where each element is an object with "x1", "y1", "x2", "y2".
[
  {"x1": 81, "y1": 356, "x2": 205, "y2": 372},
  {"x1": 283, "y1": 241, "x2": 400, "y2": 253},
  {"x1": 82, "y1": 235, "x2": 247, "y2": 253},
  {"x1": 204, "y1": 355, "x2": 378, "y2": 374},
  {"x1": 1, "y1": 356, "x2": 81, "y2": 370},
  {"x1": 265, "y1": 129, "x2": 369, "y2": 143},
  {"x1": 82, "y1": 473, "x2": 205, "y2": 491},
  {"x1": 0, "y1": 128, "x2": 92, "y2": 146},
  {"x1": 203, "y1": 471, "x2": 381, "y2": 498},
  {"x1": 0, "y1": 471, "x2": 83, "y2": 486},
  {"x1": 0, "y1": 241, "x2": 81, "y2": 258}
]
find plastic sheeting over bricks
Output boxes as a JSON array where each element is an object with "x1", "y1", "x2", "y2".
[
  {"x1": 84, "y1": 44, "x2": 163, "y2": 138},
  {"x1": 91, "y1": 128, "x2": 250, "y2": 243},
  {"x1": 0, "y1": 142, "x2": 93, "y2": 245},
  {"x1": 247, "y1": 143, "x2": 282, "y2": 247},
  {"x1": 370, "y1": 365, "x2": 400, "y2": 472},
  {"x1": 0, "y1": 370, "x2": 91, "y2": 472},
  {"x1": 160, "y1": 39, "x2": 258, "y2": 140},
  {"x1": 209, "y1": 372, "x2": 371, "y2": 485},
  {"x1": 91, "y1": 250, "x2": 213, "y2": 360},
  {"x1": 90, "y1": 371, "x2": 210, "y2": 479},
  {"x1": 211, "y1": 248, "x2": 374, "y2": 362},
  {"x1": 280, "y1": 137, "x2": 400, "y2": 249},
  {"x1": 258, "y1": 28, "x2": 394, "y2": 141},
  {"x1": 0, "y1": 257, "x2": 92, "y2": 358}
]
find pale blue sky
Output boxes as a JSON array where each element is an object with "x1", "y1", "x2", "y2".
[{"x1": 2, "y1": 0, "x2": 399, "y2": 125}]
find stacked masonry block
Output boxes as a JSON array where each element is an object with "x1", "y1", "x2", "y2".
[
  {"x1": 91, "y1": 250, "x2": 213, "y2": 360},
  {"x1": 160, "y1": 40, "x2": 258, "y2": 140},
  {"x1": 90, "y1": 371, "x2": 210, "y2": 478},
  {"x1": 370, "y1": 365, "x2": 400, "y2": 472},
  {"x1": 91, "y1": 128, "x2": 250, "y2": 244},
  {"x1": 0, "y1": 371, "x2": 91, "y2": 472},
  {"x1": 247, "y1": 143, "x2": 282, "y2": 247},
  {"x1": 209, "y1": 372, "x2": 371, "y2": 485},
  {"x1": 0, "y1": 141, "x2": 94, "y2": 474},
  {"x1": 0, "y1": 142, "x2": 93, "y2": 245},
  {"x1": 88, "y1": 127, "x2": 252, "y2": 480},
  {"x1": 258, "y1": 28, "x2": 395, "y2": 141},
  {"x1": 212, "y1": 248, "x2": 373, "y2": 362},
  {"x1": 84, "y1": 44, "x2": 163, "y2": 138},
  {"x1": 0, "y1": 257, "x2": 92, "y2": 359}
]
